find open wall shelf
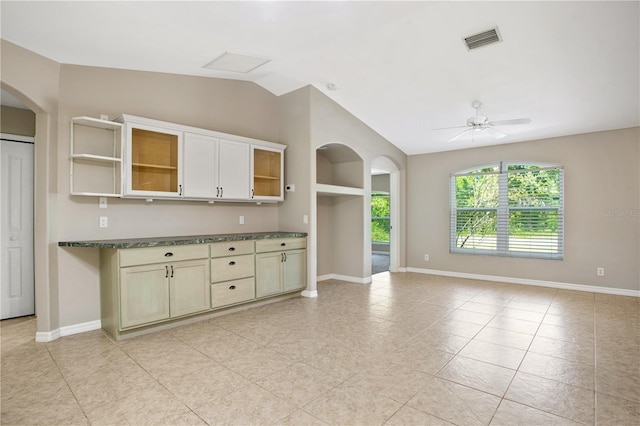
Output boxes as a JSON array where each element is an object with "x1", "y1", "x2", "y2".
[{"x1": 70, "y1": 116, "x2": 123, "y2": 197}]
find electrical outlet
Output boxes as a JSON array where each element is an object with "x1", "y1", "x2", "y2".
[
  {"x1": 303, "y1": 215, "x2": 308, "y2": 224},
  {"x1": 99, "y1": 197, "x2": 107, "y2": 208},
  {"x1": 597, "y1": 267, "x2": 604, "y2": 276},
  {"x1": 424, "y1": 254, "x2": 429, "y2": 261},
  {"x1": 99, "y1": 217, "x2": 108, "y2": 228},
  {"x1": 239, "y1": 215, "x2": 245, "y2": 225}
]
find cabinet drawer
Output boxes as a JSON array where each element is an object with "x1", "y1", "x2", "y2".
[
  {"x1": 256, "y1": 237, "x2": 306, "y2": 253},
  {"x1": 119, "y1": 245, "x2": 208, "y2": 267},
  {"x1": 210, "y1": 240, "x2": 254, "y2": 258},
  {"x1": 211, "y1": 254, "x2": 254, "y2": 283},
  {"x1": 211, "y1": 278, "x2": 255, "y2": 308}
]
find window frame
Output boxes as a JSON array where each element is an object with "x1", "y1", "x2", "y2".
[{"x1": 450, "y1": 161, "x2": 564, "y2": 260}]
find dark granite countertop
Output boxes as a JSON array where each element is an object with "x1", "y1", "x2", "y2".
[{"x1": 58, "y1": 231, "x2": 308, "y2": 249}]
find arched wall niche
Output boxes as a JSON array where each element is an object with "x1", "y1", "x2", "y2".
[
  {"x1": 314, "y1": 142, "x2": 368, "y2": 284},
  {"x1": 315, "y1": 143, "x2": 364, "y2": 188}
]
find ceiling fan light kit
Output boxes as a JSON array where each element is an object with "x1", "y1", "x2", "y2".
[{"x1": 433, "y1": 101, "x2": 531, "y2": 143}]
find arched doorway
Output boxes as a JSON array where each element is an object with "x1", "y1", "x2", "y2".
[
  {"x1": 371, "y1": 156, "x2": 400, "y2": 274},
  {"x1": 1, "y1": 84, "x2": 54, "y2": 336}
]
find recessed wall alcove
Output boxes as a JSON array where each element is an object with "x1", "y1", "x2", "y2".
[{"x1": 315, "y1": 143, "x2": 367, "y2": 281}]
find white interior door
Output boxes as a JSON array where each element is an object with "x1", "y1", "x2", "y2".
[{"x1": 1, "y1": 138, "x2": 35, "y2": 320}]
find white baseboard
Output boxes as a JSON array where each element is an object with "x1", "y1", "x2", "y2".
[
  {"x1": 406, "y1": 267, "x2": 640, "y2": 297},
  {"x1": 317, "y1": 273, "x2": 372, "y2": 284},
  {"x1": 35, "y1": 320, "x2": 102, "y2": 343}
]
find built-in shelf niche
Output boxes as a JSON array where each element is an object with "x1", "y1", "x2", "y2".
[
  {"x1": 315, "y1": 143, "x2": 366, "y2": 279},
  {"x1": 316, "y1": 144, "x2": 364, "y2": 195},
  {"x1": 70, "y1": 116, "x2": 123, "y2": 197}
]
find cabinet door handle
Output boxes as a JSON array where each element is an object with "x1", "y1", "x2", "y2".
[
  {"x1": 164, "y1": 252, "x2": 174, "y2": 257},
  {"x1": 179, "y1": 184, "x2": 182, "y2": 196},
  {"x1": 283, "y1": 253, "x2": 287, "y2": 262},
  {"x1": 280, "y1": 242, "x2": 286, "y2": 246},
  {"x1": 220, "y1": 187, "x2": 223, "y2": 197},
  {"x1": 165, "y1": 265, "x2": 169, "y2": 278},
  {"x1": 216, "y1": 187, "x2": 219, "y2": 197},
  {"x1": 170, "y1": 265, "x2": 174, "y2": 278},
  {"x1": 229, "y1": 261, "x2": 236, "y2": 266},
  {"x1": 229, "y1": 285, "x2": 236, "y2": 290},
  {"x1": 281, "y1": 253, "x2": 284, "y2": 262},
  {"x1": 228, "y1": 247, "x2": 236, "y2": 251},
  {"x1": 251, "y1": 189, "x2": 254, "y2": 199}
]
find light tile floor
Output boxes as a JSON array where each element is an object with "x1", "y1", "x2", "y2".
[{"x1": 1, "y1": 273, "x2": 639, "y2": 425}]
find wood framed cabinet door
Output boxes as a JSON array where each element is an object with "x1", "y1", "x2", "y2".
[
  {"x1": 123, "y1": 121, "x2": 183, "y2": 198},
  {"x1": 120, "y1": 264, "x2": 170, "y2": 329},
  {"x1": 169, "y1": 259, "x2": 210, "y2": 318},
  {"x1": 255, "y1": 251, "x2": 283, "y2": 298},
  {"x1": 251, "y1": 146, "x2": 284, "y2": 201},
  {"x1": 283, "y1": 249, "x2": 306, "y2": 292}
]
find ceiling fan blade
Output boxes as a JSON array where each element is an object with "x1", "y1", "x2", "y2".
[
  {"x1": 448, "y1": 128, "x2": 475, "y2": 142},
  {"x1": 432, "y1": 125, "x2": 469, "y2": 131},
  {"x1": 487, "y1": 118, "x2": 531, "y2": 126},
  {"x1": 484, "y1": 127, "x2": 507, "y2": 139}
]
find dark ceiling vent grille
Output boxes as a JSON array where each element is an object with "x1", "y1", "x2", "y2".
[{"x1": 464, "y1": 27, "x2": 502, "y2": 50}]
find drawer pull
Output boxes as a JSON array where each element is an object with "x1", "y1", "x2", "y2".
[
  {"x1": 164, "y1": 252, "x2": 174, "y2": 257},
  {"x1": 228, "y1": 247, "x2": 236, "y2": 251},
  {"x1": 229, "y1": 285, "x2": 236, "y2": 290},
  {"x1": 229, "y1": 261, "x2": 236, "y2": 266},
  {"x1": 280, "y1": 242, "x2": 286, "y2": 246}
]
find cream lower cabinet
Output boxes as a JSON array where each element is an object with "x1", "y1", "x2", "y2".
[
  {"x1": 120, "y1": 263, "x2": 170, "y2": 328},
  {"x1": 99, "y1": 236, "x2": 305, "y2": 340},
  {"x1": 210, "y1": 240, "x2": 255, "y2": 308},
  {"x1": 101, "y1": 244, "x2": 210, "y2": 337},
  {"x1": 120, "y1": 259, "x2": 209, "y2": 328},
  {"x1": 255, "y1": 238, "x2": 306, "y2": 298}
]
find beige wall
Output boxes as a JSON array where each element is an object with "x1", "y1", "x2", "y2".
[
  {"x1": 0, "y1": 105, "x2": 35, "y2": 136},
  {"x1": 276, "y1": 87, "x2": 311, "y2": 234},
  {"x1": 1, "y1": 39, "x2": 61, "y2": 333},
  {"x1": 54, "y1": 64, "x2": 281, "y2": 327},
  {"x1": 407, "y1": 128, "x2": 640, "y2": 292},
  {"x1": 372, "y1": 174, "x2": 390, "y2": 193},
  {"x1": 309, "y1": 86, "x2": 407, "y2": 280}
]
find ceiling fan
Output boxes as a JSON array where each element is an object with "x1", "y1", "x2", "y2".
[{"x1": 434, "y1": 101, "x2": 531, "y2": 142}]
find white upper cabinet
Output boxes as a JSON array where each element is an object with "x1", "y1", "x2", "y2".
[
  {"x1": 183, "y1": 134, "x2": 250, "y2": 200},
  {"x1": 251, "y1": 145, "x2": 284, "y2": 202},
  {"x1": 115, "y1": 114, "x2": 285, "y2": 202},
  {"x1": 182, "y1": 133, "x2": 218, "y2": 199},
  {"x1": 121, "y1": 118, "x2": 183, "y2": 198},
  {"x1": 218, "y1": 139, "x2": 250, "y2": 200}
]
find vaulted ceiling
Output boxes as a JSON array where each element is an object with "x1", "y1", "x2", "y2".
[{"x1": 2, "y1": 1, "x2": 638, "y2": 155}]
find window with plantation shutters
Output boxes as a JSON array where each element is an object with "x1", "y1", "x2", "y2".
[{"x1": 450, "y1": 162, "x2": 563, "y2": 259}]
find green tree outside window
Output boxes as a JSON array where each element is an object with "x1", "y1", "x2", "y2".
[{"x1": 371, "y1": 193, "x2": 390, "y2": 242}]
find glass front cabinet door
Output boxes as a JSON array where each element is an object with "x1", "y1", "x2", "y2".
[
  {"x1": 251, "y1": 146, "x2": 284, "y2": 202},
  {"x1": 123, "y1": 122, "x2": 183, "y2": 198}
]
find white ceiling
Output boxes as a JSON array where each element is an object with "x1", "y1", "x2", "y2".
[{"x1": 1, "y1": 1, "x2": 638, "y2": 155}]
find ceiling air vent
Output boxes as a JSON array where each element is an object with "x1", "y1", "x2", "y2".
[
  {"x1": 464, "y1": 27, "x2": 502, "y2": 50},
  {"x1": 203, "y1": 52, "x2": 270, "y2": 73}
]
